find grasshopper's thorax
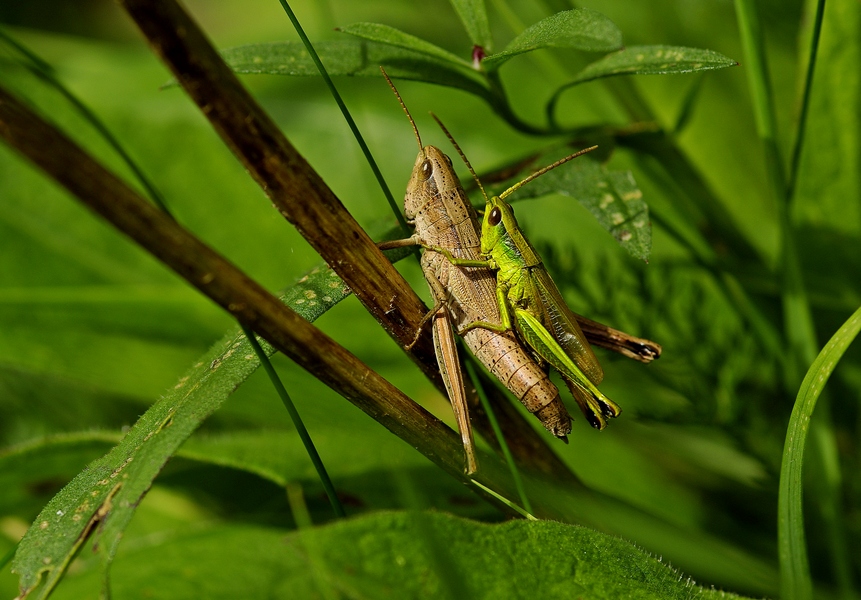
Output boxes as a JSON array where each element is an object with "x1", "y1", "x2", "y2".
[{"x1": 405, "y1": 145, "x2": 480, "y2": 249}]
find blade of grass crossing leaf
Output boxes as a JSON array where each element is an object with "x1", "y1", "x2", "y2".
[
  {"x1": 469, "y1": 480, "x2": 536, "y2": 520},
  {"x1": 449, "y1": 0, "x2": 493, "y2": 51},
  {"x1": 242, "y1": 324, "x2": 345, "y2": 518},
  {"x1": 778, "y1": 305, "x2": 861, "y2": 600},
  {"x1": 276, "y1": 1, "x2": 409, "y2": 234},
  {"x1": 0, "y1": 28, "x2": 173, "y2": 217},
  {"x1": 465, "y1": 358, "x2": 533, "y2": 515}
]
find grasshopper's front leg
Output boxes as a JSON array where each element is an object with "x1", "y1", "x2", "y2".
[
  {"x1": 513, "y1": 310, "x2": 621, "y2": 429},
  {"x1": 421, "y1": 245, "x2": 513, "y2": 336},
  {"x1": 377, "y1": 233, "x2": 421, "y2": 250}
]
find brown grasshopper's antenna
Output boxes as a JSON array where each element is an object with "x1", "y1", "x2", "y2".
[
  {"x1": 499, "y1": 145, "x2": 598, "y2": 201},
  {"x1": 430, "y1": 112, "x2": 489, "y2": 204},
  {"x1": 379, "y1": 66, "x2": 422, "y2": 152}
]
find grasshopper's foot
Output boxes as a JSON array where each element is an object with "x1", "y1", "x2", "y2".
[{"x1": 565, "y1": 381, "x2": 621, "y2": 430}]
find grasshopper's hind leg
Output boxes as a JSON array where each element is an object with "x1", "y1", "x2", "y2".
[
  {"x1": 425, "y1": 273, "x2": 478, "y2": 474},
  {"x1": 514, "y1": 309, "x2": 621, "y2": 429}
]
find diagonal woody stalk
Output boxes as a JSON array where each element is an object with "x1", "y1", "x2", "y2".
[
  {"x1": 116, "y1": 0, "x2": 578, "y2": 482},
  {"x1": 0, "y1": 85, "x2": 527, "y2": 505},
  {"x1": 119, "y1": 0, "x2": 434, "y2": 369}
]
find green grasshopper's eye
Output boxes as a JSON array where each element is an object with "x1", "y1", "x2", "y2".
[
  {"x1": 488, "y1": 207, "x2": 502, "y2": 226},
  {"x1": 420, "y1": 159, "x2": 433, "y2": 180}
]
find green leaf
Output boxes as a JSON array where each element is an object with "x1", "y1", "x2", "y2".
[
  {"x1": 337, "y1": 22, "x2": 472, "y2": 69},
  {"x1": 778, "y1": 305, "x2": 861, "y2": 600},
  {"x1": 219, "y1": 40, "x2": 489, "y2": 99},
  {"x1": 9, "y1": 252, "x2": 411, "y2": 599},
  {"x1": 449, "y1": 0, "x2": 493, "y2": 51},
  {"x1": 508, "y1": 157, "x2": 651, "y2": 261},
  {"x1": 48, "y1": 513, "x2": 757, "y2": 599},
  {"x1": 482, "y1": 9, "x2": 623, "y2": 70},
  {"x1": 571, "y1": 45, "x2": 738, "y2": 84}
]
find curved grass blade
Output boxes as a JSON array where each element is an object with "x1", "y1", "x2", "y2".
[
  {"x1": 219, "y1": 40, "x2": 490, "y2": 99},
  {"x1": 505, "y1": 156, "x2": 651, "y2": 261},
  {"x1": 337, "y1": 22, "x2": 472, "y2": 70},
  {"x1": 449, "y1": 0, "x2": 493, "y2": 51},
  {"x1": 482, "y1": 8, "x2": 622, "y2": 71},
  {"x1": 778, "y1": 305, "x2": 861, "y2": 600}
]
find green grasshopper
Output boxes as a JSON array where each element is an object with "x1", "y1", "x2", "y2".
[{"x1": 425, "y1": 124, "x2": 623, "y2": 430}]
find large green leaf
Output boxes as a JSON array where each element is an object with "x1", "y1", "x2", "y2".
[
  {"x1": 482, "y1": 9, "x2": 623, "y2": 70},
  {"x1": 219, "y1": 40, "x2": 489, "y2": 99},
  {"x1": 571, "y1": 45, "x2": 738, "y2": 84},
  {"x1": 507, "y1": 157, "x2": 651, "y2": 261},
  {"x1": 47, "y1": 512, "x2": 755, "y2": 599}
]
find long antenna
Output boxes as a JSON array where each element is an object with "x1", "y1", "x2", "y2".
[
  {"x1": 379, "y1": 66, "x2": 422, "y2": 152},
  {"x1": 499, "y1": 146, "x2": 598, "y2": 201},
  {"x1": 430, "y1": 112, "x2": 489, "y2": 203}
]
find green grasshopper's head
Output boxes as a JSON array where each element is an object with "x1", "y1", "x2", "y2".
[{"x1": 480, "y1": 195, "x2": 516, "y2": 256}]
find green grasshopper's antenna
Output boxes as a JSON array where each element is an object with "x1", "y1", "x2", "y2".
[
  {"x1": 499, "y1": 145, "x2": 598, "y2": 201},
  {"x1": 380, "y1": 66, "x2": 422, "y2": 152},
  {"x1": 430, "y1": 112, "x2": 490, "y2": 204}
]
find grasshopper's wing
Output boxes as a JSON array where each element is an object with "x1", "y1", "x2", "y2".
[{"x1": 532, "y1": 268, "x2": 604, "y2": 385}]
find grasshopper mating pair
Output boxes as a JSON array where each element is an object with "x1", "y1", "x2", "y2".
[{"x1": 379, "y1": 69, "x2": 660, "y2": 474}]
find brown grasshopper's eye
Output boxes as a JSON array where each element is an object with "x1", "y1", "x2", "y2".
[
  {"x1": 488, "y1": 206, "x2": 502, "y2": 226},
  {"x1": 420, "y1": 159, "x2": 433, "y2": 180}
]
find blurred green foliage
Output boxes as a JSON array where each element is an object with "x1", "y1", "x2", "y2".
[{"x1": 0, "y1": 0, "x2": 859, "y2": 598}]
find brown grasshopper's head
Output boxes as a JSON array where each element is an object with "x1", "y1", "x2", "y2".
[{"x1": 403, "y1": 145, "x2": 460, "y2": 220}]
